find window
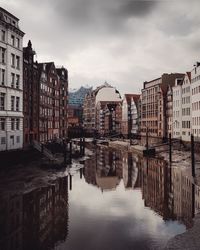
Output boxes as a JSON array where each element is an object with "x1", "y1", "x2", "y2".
[
  {"x1": 16, "y1": 118, "x2": 20, "y2": 130},
  {"x1": 1, "y1": 30, "x2": 5, "y2": 42},
  {"x1": 0, "y1": 93, "x2": 5, "y2": 110},
  {"x1": 16, "y1": 136, "x2": 20, "y2": 143},
  {"x1": 16, "y1": 38, "x2": 20, "y2": 48},
  {"x1": 0, "y1": 118, "x2": 5, "y2": 130},
  {"x1": 16, "y1": 97, "x2": 20, "y2": 111},
  {"x1": 11, "y1": 96, "x2": 15, "y2": 111},
  {"x1": 16, "y1": 56, "x2": 20, "y2": 69},
  {"x1": 11, "y1": 35, "x2": 15, "y2": 46},
  {"x1": 16, "y1": 75, "x2": 20, "y2": 89},
  {"x1": 1, "y1": 137, "x2": 6, "y2": 145},
  {"x1": 11, "y1": 118, "x2": 15, "y2": 130},
  {"x1": 1, "y1": 47, "x2": 6, "y2": 64},
  {"x1": 11, "y1": 73, "x2": 15, "y2": 88},
  {"x1": 1, "y1": 69, "x2": 5, "y2": 85},
  {"x1": 10, "y1": 135, "x2": 14, "y2": 145},
  {"x1": 11, "y1": 53, "x2": 15, "y2": 67}
]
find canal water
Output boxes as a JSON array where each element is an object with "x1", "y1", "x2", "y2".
[{"x1": 0, "y1": 146, "x2": 199, "y2": 250}]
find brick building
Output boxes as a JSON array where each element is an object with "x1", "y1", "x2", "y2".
[
  {"x1": 23, "y1": 40, "x2": 39, "y2": 146},
  {"x1": 38, "y1": 62, "x2": 60, "y2": 142},
  {"x1": 56, "y1": 67, "x2": 68, "y2": 139},
  {"x1": 141, "y1": 73, "x2": 184, "y2": 144}
]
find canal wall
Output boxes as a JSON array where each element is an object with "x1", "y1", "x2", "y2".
[{"x1": 0, "y1": 148, "x2": 43, "y2": 168}]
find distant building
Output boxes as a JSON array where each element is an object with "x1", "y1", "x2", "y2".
[
  {"x1": 0, "y1": 7, "x2": 24, "y2": 151},
  {"x1": 69, "y1": 86, "x2": 92, "y2": 106},
  {"x1": 96, "y1": 101, "x2": 122, "y2": 136},
  {"x1": 121, "y1": 94, "x2": 140, "y2": 138},
  {"x1": 83, "y1": 82, "x2": 122, "y2": 135},
  {"x1": 68, "y1": 86, "x2": 92, "y2": 133},
  {"x1": 56, "y1": 67, "x2": 68, "y2": 139},
  {"x1": 23, "y1": 40, "x2": 39, "y2": 147},
  {"x1": 141, "y1": 73, "x2": 184, "y2": 144},
  {"x1": 68, "y1": 105, "x2": 82, "y2": 126}
]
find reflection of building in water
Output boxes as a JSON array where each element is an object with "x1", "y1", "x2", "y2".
[
  {"x1": 141, "y1": 157, "x2": 171, "y2": 220},
  {"x1": 122, "y1": 152, "x2": 138, "y2": 189},
  {"x1": 171, "y1": 168, "x2": 194, "y2": 228},
  {"x1": 0, "y1": 177, "x2": 68, "y2": 250},
  {"x1": 195, "y1": 185, "x2": 200, "y2": 214},
  {"x1": 84, "y1": 146, "x2": 122, "y2": 191},
  {"x1": 84, "y1": 156, "x2": 97, "y2": 186},
  {"x1": 0, "y1": 193, "x2": 23, "y2": 250}
]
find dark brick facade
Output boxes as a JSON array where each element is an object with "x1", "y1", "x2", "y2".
[
  {"x1": 23, "y1": 40, "x2": 39, "y2": 146},
  {"x1": 56, "y1": 67, "x2": 68, "y2": 139}
]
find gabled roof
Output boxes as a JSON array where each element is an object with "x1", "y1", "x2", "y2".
[
  {"x1": 38, "y1": 62, "x2": 56, "y2": 77},
  {"x1": 124, "y1": 94, "x2": 140, "y2": 104},
  {"x1": 186, "y1": 72, "x2": 191, "y2": 82}
]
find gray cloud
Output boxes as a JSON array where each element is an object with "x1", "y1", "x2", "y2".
[
  {"x1": 117, "y1": 0, "x2": 158, "y2": 18},
  {"x1": 1, "y1": 0, "x2": 200, "y2": 95}
]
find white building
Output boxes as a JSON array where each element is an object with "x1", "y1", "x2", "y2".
[
  {"x1": 0, "y1": 8, "x2": 24, "y2": 151},
  {"x1": 181, "y1": 72, "x2": 191, "y2": 142},
  {"x1": 121, "y1": 94, "x2": 140, "y2": 138},
  {"x1": 172, "y1": 78, "x2": 183, "y2": 139},
  {"x1": 191, "y1": 62, "x2": 200, "y2": 140},
  {"x1": 83, "y1": 82, "x2": 121, "y2": 133}
]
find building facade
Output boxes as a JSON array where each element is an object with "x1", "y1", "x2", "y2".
[
  {"x1": 181, "y1": 72, "x2": 191, "y2": 141},
  {"x1": 166, "y1": 86, "x2": 173, "y2": 138},
  {"x1": 83, "y1": 82, "x2": 122, "y2": 134},
  {"x1": 0, "y1": 7, "x2": 24, "y2": 151},
  {"x1": 23, "y1": 40, "x2": 39, "y2": 147},
  {"x1": 96, "y1": 101, "x2": 122, "y2": 136},
  {"x1": 191, "y1": 62, "x2": 200, "y2": 140},
  {"x1": 141, "y1": 73, "x2": 184, "y2": 144},
  {"x1": 121, "y1": 94, "x2": 140, "y2": 138},
  {"x1": 172, "y1": 78, "x2": 183, "y2": 139},
  {"x1": 38, "y1": 62, "x2": 60, "y2": 142},
  {"x1": 57, "y1": 67, "x2": 68, "y2": 139},
  {"x1": 68, "y1": 86, "x2": 91, "y2": 135},
  {"x1": 172, "y1": 73, "x2": 192, "y2": 141}
]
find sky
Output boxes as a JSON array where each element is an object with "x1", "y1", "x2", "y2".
[{"x1": 1, "y1": 0, "x2": 200, "y2": 95}]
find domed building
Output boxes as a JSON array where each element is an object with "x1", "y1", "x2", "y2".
[{"x1": 83, "y1": 82, "x2": 122, "y2": 136}]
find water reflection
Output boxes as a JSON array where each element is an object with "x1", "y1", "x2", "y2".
[
  {"x1": 0, "y1": 177, "x2": 68, "y2": 250},
  {"x1": 84, "y1": 146, "x2": 200, "y2": 229},
  {"x1": 1, "y1": 146, "x2": 200, "y2": 250}
]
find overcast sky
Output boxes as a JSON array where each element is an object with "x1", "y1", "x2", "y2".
[{"x1": 1, "y1": 0, "x2": 200, "y2": 95}]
